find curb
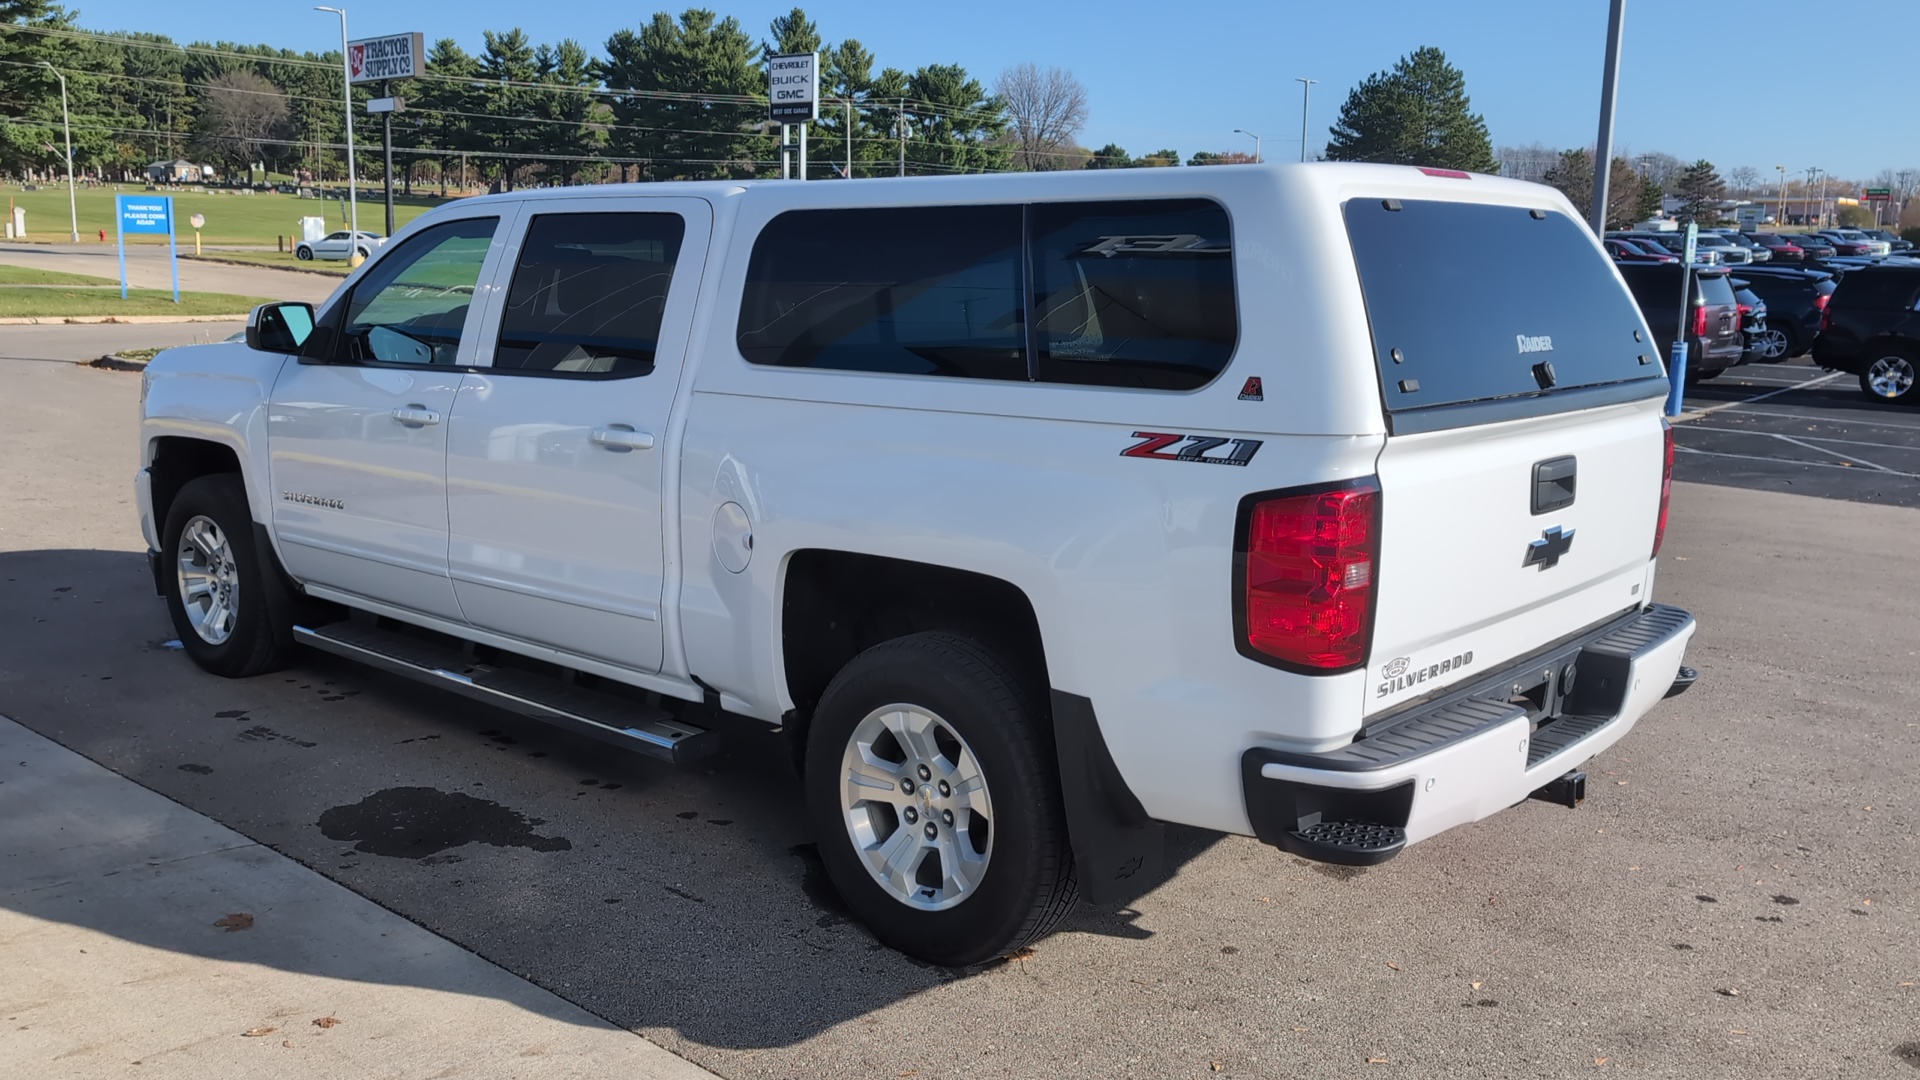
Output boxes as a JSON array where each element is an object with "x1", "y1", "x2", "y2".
[
  {"x1": 0, "y1": 314, "x2": 249, "y2": 325},
  {"x1": 182, "y1": 253, "x2": 349, "y2": 279}
]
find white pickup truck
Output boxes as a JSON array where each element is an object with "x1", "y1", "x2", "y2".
[{"x1": 137, "y1": 164, "x2": 1698, "y2": 965}]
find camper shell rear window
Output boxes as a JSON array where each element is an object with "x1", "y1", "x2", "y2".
[{"x1": 1344, "y1": 199, "x2": 1665, "y2": 432}]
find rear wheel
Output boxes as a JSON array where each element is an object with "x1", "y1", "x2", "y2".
[
  {"x1": 161, "y1": 474, "x2": 297, "y2": 678},
  {"x1": 804, "y1": 632, "x2": 1077, "y2": 966},
  {"x1": 295, "y1": 245, "x2": 313, "y2": 261},
  {"x1": 1749, "y1": 327, "x2": 1789, "y2": 361},
  {"x1": 1861, "y1": 351, "x2": 1919, "y2": 404}
]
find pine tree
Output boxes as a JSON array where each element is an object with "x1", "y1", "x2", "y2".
[
  {"x1": 1675, "y1": 160, "x2": 1726, "y2": 225},
  {"x1": 1324, "y1": 46, "x2": 1496, "y2": 173},
  {"x1": 1635, "y1": 174, "x2": 1666, "y2": 224},
  {"x1": 1085, "y1": 142, "x2": 1130, "y2": 169},
  {"x1": 601, "y1": 11, "x2": 762, "y2": 181}
]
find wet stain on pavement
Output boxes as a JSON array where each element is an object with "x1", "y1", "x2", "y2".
[
  {"x1": 317, "y1": 786, "x2": 572, "y2": 858},
  {"x1": 177, "y1": 763, "x2": 212, "y2": 774},
  {"x1": 238, "y1": 725, "x2": 316, "y2": 748},
  {"x1": 1894, "y1": 1042, "x2": 1920, "y2": 1070},
  {"x1": 663, "y1": 884, "x2": 705, "y2": 904},
  {"x1": 1773, "y1": 894, "x2": 1800, "y2": 905},
  {"x1": 214, "y1": 710, "x2": 248, "y2": 719},
  {"x1": 1695, "y1": 895, "x2": 1718, "y2": 903}
]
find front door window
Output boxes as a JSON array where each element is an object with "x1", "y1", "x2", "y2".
[{"x1": 335, "y1": 217, "x2": 496, "y2": 366}]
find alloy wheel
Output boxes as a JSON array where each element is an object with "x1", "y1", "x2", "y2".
[
  {"x1": 176, "y1": 515, "x2": 240, "y2": 645},
  {"x1": 839, "y1": 704, "x2": 994, "y2": 911},
  {"x1": 1867, "y1": 355, "x2": 1916, "y2": 400}
]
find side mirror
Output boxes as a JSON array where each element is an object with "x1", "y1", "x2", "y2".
[{"x1": 246, "y1": 302, "x2": 315, "y2": 354}]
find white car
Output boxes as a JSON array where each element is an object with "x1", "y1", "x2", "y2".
[
  {"x1": 294, "y1": 230, "x2": 385, "y2": 261},
  {"x1": 136, "y1": 165, "x2": 1698, "y2": 966}
]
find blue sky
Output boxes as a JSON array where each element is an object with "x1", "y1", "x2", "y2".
[{"x1": 59, "y1": 0, "x2": 1918, "y2": 180}]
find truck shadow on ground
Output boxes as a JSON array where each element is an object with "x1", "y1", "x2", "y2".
[{"x1": 0, "y1": 547, "x2": 1223, "y2": 1051}]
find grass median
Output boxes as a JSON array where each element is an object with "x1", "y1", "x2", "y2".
[
  {"x1": 0, "y1": 263, "x2": 119, "y2": 286},
  {"x1": 1, "y1": 185, "x2": 441, "y2": 246},
  {"x1": 0, "y1": 286, "x2": 271, "y2": 319},
  {"x1": 185, "y1": 250, "x2": 352, "y2": 276}
]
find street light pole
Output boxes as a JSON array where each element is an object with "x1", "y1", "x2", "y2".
[
  {"x1": 1775, "y1": 164, "x2": 1786, "y2": 226},
  {"x1": 315, "y1": 6, "x2": 358, "y2": 253},
  {"x1": 1588, "y1": 0, "x2": 1626, "y2": 234},
  {"x1": 1294, "y1": 78, "x2": 1316, "y2": 162},
  {"x1": 41, "y1": 62, "x2": 77, "y2": 242},
  {"x1": 1816, "y1": 168, "x2": 1828, "y2": 228},
  {"x1": 1232, "y1": 128, "x2": 1263, "y2": 164}
]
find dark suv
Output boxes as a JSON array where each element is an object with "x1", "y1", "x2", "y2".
[
  {"x1": 1811, "y1": 265, "x2": 1920, "y2": 402},
  {"x1": 1725, "y1": 266, "x2": 1837, "y2": 358},
  {"x1": 1618, "y1": 263, "x2": 1746, "y2": 381}
]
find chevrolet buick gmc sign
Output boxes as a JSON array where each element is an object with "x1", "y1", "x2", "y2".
[
  {"x1": 348, "y1": 33, "x2": 425, "y2": 85},
  {"x1": 768, "y1": 52, "x2": 819, "y2": 123}
]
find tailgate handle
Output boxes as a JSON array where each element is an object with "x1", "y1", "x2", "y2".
[{"x1": 1532, "y1": 456, "x2": 1577, "y2": 515}]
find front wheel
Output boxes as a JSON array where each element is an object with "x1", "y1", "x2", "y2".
[
  {"x1": 161, "y1": 474, "x2": 297, "y2": 677},
  {"x1": 295, "y1": 246, "x2": 313, "y2": 261},
  {"x1": 804, "y1": 632, "x2": 1078, "y2": 966},
  {"x1": 1861, "y1": 351, "x2": 1919, "y2": 403}
]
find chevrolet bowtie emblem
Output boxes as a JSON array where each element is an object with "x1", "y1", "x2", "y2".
[{"x1": 1525, "y1": 526, "x2": 1575, "y2": 570}]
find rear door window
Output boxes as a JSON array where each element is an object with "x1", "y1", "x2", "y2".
[
  {"x1": 1837, "y1": 271, "x2": 1920, "y2": 312},
  {"x1": 492, "y1": 212, "x2": 686, "y2": 377},
  {"x1": 1343, "y1": 199, "x2": 1661, "y2": 422},
  {"x1": 1697, "y1": 273, "x2": 1737, "y2": 308}
]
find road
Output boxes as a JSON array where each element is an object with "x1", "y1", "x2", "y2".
[
  {"x1": 0, "y1": 241, "x2": 337, "y2": 305},
  {"x1": 1, "y1": 352, "x2": 1914, "y2": 1079},
  {"x1": 1, "y1": 321, "x2": 244, "y2": 364}
]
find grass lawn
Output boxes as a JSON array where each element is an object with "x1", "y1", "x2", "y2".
[
  {"x1": 1, "y1": 185, "x2": 445, "y2": 246},
  {"x1": 186, "y1": 250, "x2": 351, "y2": 276},
  {"x1": 0, "y1": 263, "x2": 119, "y2": 286},
  {"x1": 0, "y1": 286, "x2": 271, "y2": 318}
]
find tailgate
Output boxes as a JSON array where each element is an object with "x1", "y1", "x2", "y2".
[
  {"x1": 1368, "y1": 402, "x2": 1664, "y2": 715},
  {"x1": 1340, "y1": 194, "x2": 1671, "y2": 715}
]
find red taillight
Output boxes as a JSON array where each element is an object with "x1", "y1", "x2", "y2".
[
  {"x1": 1238, "y1": 482, "x2": 1380, "y2": 671},
  {"x1": 1816, "y1": 293, "x2": 1832, "y2": 331},
  {"x1": 1737, "y1": 303, "x2": 1752, "y2": 315},
  {"x1": 1653, "y1": 421, "x2": 1675, "y2": 558},
  {"x1": 1692, "y1": 303, "x2": 1709, "y2": 338}
]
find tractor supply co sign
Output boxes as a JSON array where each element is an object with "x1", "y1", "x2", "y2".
[
  {"x1": 768, "y1": 52, "x2": 818, "y2": 123},
  {"x1": 348, "y1": 33, "x2": 425, "y2": 84}
]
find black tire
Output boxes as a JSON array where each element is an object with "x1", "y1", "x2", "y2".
[
  {"x1": 1859, "y1": 349, "x2": 1920, "y2": 404},
  {"x1": 354, "y1": 247, "x2": 369, "y2": 260},
  {"x1": 804, "y1": 632, "x2": 1078, "y2": 966},
  {"x1": 295, "y1": 246, "x2": 313, "y2": 261},
  {"x1": 160, "y1": 474, "x2": 298, "y2": 678}
]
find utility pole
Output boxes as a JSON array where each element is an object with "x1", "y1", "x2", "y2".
[
  {"x1": 897, "y1": 100, "x2": 906, "y2": 177},
  {"x1": 845, "y1": 98, "x2": 852, "y2": 179},
  {"x1": 1588, "y1": 0, "x2": 1626, "y2": 233},
  {"x1": 40, "y1": 62, "x2": 77, "y2": 242},
  {"x1": 1816, "y1": 168, "x2": 1828, "y2": 228},
  {"x1": 1294, "y1": 78, "x2": 1316, "y2": 162},
  {"x1": 1776, "y1": 164, "x2": 1786, "y2": 226},
  {"x1": 381, "y1": 80, "x2": 394, "y2": 237},
  {"x1": 315, "y1": 7, "x2": 358, "y2": 256}
]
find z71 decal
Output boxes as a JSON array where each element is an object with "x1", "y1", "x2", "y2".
[{"x1": 1121, "y1": 432, "x2": 1263, "y2": 466}]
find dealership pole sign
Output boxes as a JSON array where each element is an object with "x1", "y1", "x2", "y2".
[
  {"x1": 348, "y1": 32, "x2": 425, "y2": 84},
  {"x1": 768, "y1": 53, "x2": 818, "y2": 123},
  {"x1": 1864, "y1": 187, "x2": 1892, "y2": 202}
]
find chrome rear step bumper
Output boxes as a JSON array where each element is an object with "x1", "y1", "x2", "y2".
[{"x1": 293, "y1": 622, "x2": 719, "y2": 765}]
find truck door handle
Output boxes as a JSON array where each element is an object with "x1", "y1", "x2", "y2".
[
  {"x1": 590, "y1": 425, "x2": 655, "y2": 452},
  {"x1": 391, "y1": 405, "x2": 441, "y2": 427}
]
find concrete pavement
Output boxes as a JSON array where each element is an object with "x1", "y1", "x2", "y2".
[
  {"x1": 0, "y1": 714, "x2": 722, "y2": 1080},
  {"x1": 1, "y1": 354, "x2": 1915, "y2": 1079},
  {"x1": 0, "y1": 241, "x2": 337, "y2": 305}
]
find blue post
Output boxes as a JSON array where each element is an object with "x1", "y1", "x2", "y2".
[
  {"x1": 165, "y1": 196, "x2": 180, "y2": 304},
  {"x1": 115, "y1": 193, "x2": 128, "y2": 300},
  {"x1": 1665, "y1": 340, "x2": 1689, "y2": 417}
]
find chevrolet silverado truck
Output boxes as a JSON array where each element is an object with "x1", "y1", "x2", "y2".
[{"x1": 137, "y1": 164, "x2": 1699, "y2": 965}]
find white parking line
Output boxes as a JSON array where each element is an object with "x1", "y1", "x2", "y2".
[
  {"x1": 1770, "y1": 433, "x2": 1892, "y2": 471},
  {"x1": 1687, "y1": 425, "x2": 1920, "y2": 454},
  {"x1": 1674, "y1": 444, "x2": 1920, "y2": 480},
  {"x1": 1689, "y1": 406, "x2": 1920, "y2": 433},
  {"x1": 1678, "y1": 371, "x2": 1843, "y2": 420}
]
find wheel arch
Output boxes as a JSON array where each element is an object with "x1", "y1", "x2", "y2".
[{"x1": 148, "y1": 436, "x2": 243, "y2": 540}]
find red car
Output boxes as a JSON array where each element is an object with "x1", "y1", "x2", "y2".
[
  {"x1": 1746, "y1": 234, "x2": 1806, "y2": 262},
  {"x1": 1606, "y1": 237, "x2": 1679, "y2": 263},
  {"x1": 1814, "y1": 232, "x2": 1874, "y2": 255}
]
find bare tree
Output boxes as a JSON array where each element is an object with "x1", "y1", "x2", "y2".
[
  {"x1": 995, "y1": 63, "x2": 1088, "y2": 172},
  {"x1": 190, "y1": 71, "x2": 291, "y2": 183},
  {"x1": 1728, "y1": 165, "x2": 1760, "y2": 196},
  {"x1": 1633, "y1": 151, "x2": 1686, "y2": 189},
  {"x1": 1496, "y1": 142, "x2": 1557, "y2": 183}
]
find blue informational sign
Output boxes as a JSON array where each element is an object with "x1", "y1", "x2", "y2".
[{"x1": 115, "y1": 193, "x2": 180, "y2": 303}]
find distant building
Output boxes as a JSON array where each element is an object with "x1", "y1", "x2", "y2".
[{"x1": 145, "y1": 159, "x2": 207, "y2": 183}]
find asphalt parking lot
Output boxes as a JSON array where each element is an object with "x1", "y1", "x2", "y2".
[
  {"x1": 1677, "y1": 358, "x2": 1920, "y2": 508},
  {"x1": 2, "y1": 354, "x2": 1915, "y2": 1079}
]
